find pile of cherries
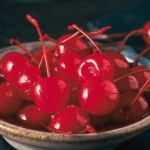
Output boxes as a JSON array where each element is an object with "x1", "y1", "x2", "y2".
[{"x1": 0, "y1": 15, "x2": 150, "y2": 134}]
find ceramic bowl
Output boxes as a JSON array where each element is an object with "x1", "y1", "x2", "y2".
[{"x1": 0, "y1": 41, "x2": 150, "y2": 150}]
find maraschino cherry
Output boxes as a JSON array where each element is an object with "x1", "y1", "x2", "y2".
[
  {"x1": 27, "y1": 15, "x2": 70, "y2": 114},
  {"x1": 110, "y1": 91, "x2": 149, "y2": 123},
  {"x1": 16, "y1": 66, "x2": 42, "y2": 102},
  {"x1": 49, "y1": 105, "x2": 90, "y2": 134},
  {"x1": 17, "y1": 105, "x2": 51, "y2": 130},
  {"x1": 79, "y1": 76, "x2": 120, "y2": 116},
  {"x1": 0, "y1": 82, "x2": 23, "y2": 117},
  {"x1": 2, "y1": 52, "x2": 33, "y2": 84}
]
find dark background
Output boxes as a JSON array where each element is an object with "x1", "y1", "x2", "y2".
[
  {"x1": 0, "y1": 0, "x2": 142, "y2": 49},
  {"x1": 0, "y1": 0, "x2": 150, "y2": 150}
]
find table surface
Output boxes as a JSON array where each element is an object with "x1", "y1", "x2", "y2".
[{"x1": 0, "y1": 0, "x2": 150, "y2": 149}]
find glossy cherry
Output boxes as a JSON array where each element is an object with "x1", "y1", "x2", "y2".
[
  {"x1": 131, "y1": 65, "x2": 150, "y2": 87},
  {"x1": 79, "y1": 76, "x2": 120, "y2": 116},
  {"x1": 16, "y1": 66, "x2": 42, "y2": 102},
  {"x1": 103, "y1": 50, "x2": 130, "y2": 73},
  {"x1": 2, "y1": 52, "x2": 33, "y2": 84},
  {"x1": 114, "y1": 69, "x2": 139, "y2": 93},
  {"x1": 53, "y1": 52, "x2": 83, "y2": 79},
  {"x1": 17, "y1": 105, "x2": 51, "y2": 130},
  {"x1": 77, "y1": 53, "x2": 115, "y2": 84},
  {"x1": 32, "y1": 76, "x2": 70, "y2": 114},
  {"x1": 142, "y1": 21, "x2": 150, "y2": 45},
  {"x1": 110, "y1": 91, "x2": 149, "y2": 124},
  {"x1": 49, "y1": 105, "x2": 90, "y2": 134},
  {"x1": 54, "y1": 34, "x2": 91, "y2": 57},
  {"x1": 0, "y1": 82, "x2": 23, "y2": 117}
]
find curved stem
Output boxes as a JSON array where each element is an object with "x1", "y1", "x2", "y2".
[
  {"x1": 68, "y1": 24, "x2": 103, "y2": 54},
  {"x1": 118, "y1": 29, "x2": 147, "y2": 53},
  {"x1": 114, "y1": 68, "x2": 150, "y2": 83},
  {"x1": 90, "y1": 32, "x2": 144, "y2": 39},
  {"x1": 132, "y1": 46, "x2": 150, "y2": 67},
  {"x1": 78, "y1": 41, "x2": 122, "y2": 54},
  {"x1": 27, "y1": 15, "x2": 51, "y2": 77},
  {"x1": 129, "y1": 78, "x2": 150, "y2": 107}
]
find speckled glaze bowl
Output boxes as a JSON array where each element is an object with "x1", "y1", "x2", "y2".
[{"x1": 0, "y1": 41, "x2": 150, "y2": 150}]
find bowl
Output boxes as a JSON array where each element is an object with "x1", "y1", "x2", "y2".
[{"x1": 0, "y1": 41, "x2": 150, "y2": 150}]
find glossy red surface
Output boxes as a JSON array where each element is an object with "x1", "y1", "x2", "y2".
[
  {"x1": 53, "y1": 52, "x2": 82, "y2": 79},
  {"x1": 114, "y1": 69, "x2": 139, "y2": 92},
  {"x1": 142, "y1": 21, "x2": 150, "y2": 45},
  {"x1": 79, "y1": 76, "x2": 120, "y2": 116},
  {"x1": 77, "y1": 53, "x2": 115, "y2": 84},
  {"x1": 32, "y1": 50, "x2": 58, "y2": 74},
  {"x1": 32, "y1": 76, "x2": 70, "y2": 114},
  {"x1": 49, "y1": 105, "x2": 90, "y2": 134},
  {"x1": 103, "y1": 50, "x2": 130, "y2": 73},
  {"x1": 16, "y1": 66, "x2": 42, "y2": 102},
  {"x1": 131, "y1": 65, "x2": 150, "y2": 87},
  {"x1": 0, "y1": 82, "x2": 23, "y2": 117},
  {"x1": 110, "y1": 91, "x2": 149, "y2": 123},
  {"x1": 17, "y1": 105, "x2": 51, "y2": 130},
  {"x1": 2, "y1": 52, "x2": 33, "y2": 84},
  {"x1": 54, "y1": 34, "x2": 91, "y2": 57}
]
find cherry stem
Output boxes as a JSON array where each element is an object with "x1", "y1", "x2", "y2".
[
  {"x1": 90, "y1": 32, "x2": 144, "y2": 40},
  {"x1": 114, "y1": 68, "x2": 150, "y2": 83},
  {"x1": 78, "y1": 41, "x2": 122, "y2": 54},
  {"x1": 32, "y1": 31, "x2": 80, "y2": 56},
  {"x1": 118, "y1": 29, "x2": 147, "y2": 53},
  {"x1": 26, "y1": 15, "x2": 51, "y2": 77},
  {"x1": 40, "y1": 123, "x2": 72, "y2": 134},
  {"x1": 68, "y1": 24, "x2": 103, "y2": 54},
  {"x1": 132, "y1": 46, "x2": 150, "y2": 67},
  {"x1": 129, "y1": 78, "x2": 150, "y2": 107},
  {"x1": 86, "y1": 125, "x2": 97, "y2": 133},
  {"x1": 10, "y1": 39, "x2": 40, "y2": 65}
]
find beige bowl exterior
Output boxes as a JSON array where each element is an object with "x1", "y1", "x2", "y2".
[{"x1": 0, "y1": 41, "x2": 150, "y2": 150}]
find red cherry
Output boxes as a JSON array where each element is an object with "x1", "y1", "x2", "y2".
[
  {"x1": 31, "y1": 50, "x2": 58, "y2": 74},
  {"x1": 16, "y1": 66, "x2": 42, "y2": 102},
  {"x1": 114, "y1": 69, "x2": 139, "y2": 93},
  {"x1": 32, "y1": 76, "x2": 70, "y2": 114},
  {"x1": 131, "y1": 65, "x2": 150, "y2": 87},
  {"x1": 17, "y1": 105, "x2": 51, "y2": 130},
  {"x1": 142, "y1": 21, "x2": 150, "y2": 45},
  {"x1": 79, "y1": 76, "x2": 120, "y2": 116},
  {"x1": 54, "y1": 34, "x2": 90, "y2": 57},
  {"x1": 0, "y1": 82, "x2": 23, "y2": 117},
  {"x1": 77, "y1": 53, "x2": 115, "y2": 84},
  {"x1": 49, "y1": 105, "x2": 90, "y2": 134},
  {"x1": 110, "y1": 91, "x2": 149, "y2": 123},
  {"x1": 2, "y1": 52, "x2": 33, "y2": 84},
  {"x1": 53, "y1": 52, "x2": 83, "y2": 79},
  {"x1": 103, "y1": 50, "x2": 130, "y2": 73}
]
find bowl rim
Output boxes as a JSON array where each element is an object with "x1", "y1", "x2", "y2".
[{"x1": 0, "y1": 41, "x2": 150, "y2": 143}]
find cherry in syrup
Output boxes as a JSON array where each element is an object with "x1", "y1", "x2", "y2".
[
  {"x1": 77, "y1": 53, "x2": 115, "y2": 84},
  {"x1": 79, "y1": 76, "x2": 120, "y2": 116},
  {"x1": 2, "y1": 52, "x2": 33, "y2": 84},
  {"x1": 17, "y1": 105, "x2": 51, "y2": 130},
  {"x1": 16, "y1": 66, "x2": 42, "y2": 102},
  {"x1": 49, "y1": 105, "x2": 90, "y2": 134},
  {"x1": 0, "y1": 82, "x2": 23, "y2": 117},
  {"x1": 110, "y1": 91, "x2": 149, "y2": 124}
]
